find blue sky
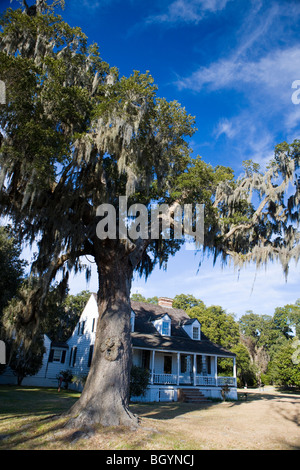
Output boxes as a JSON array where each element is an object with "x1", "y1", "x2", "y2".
[{"x1": 2, "y1": 0, "x2": 300, "y2": 317}]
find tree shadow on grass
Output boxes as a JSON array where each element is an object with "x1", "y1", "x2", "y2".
[
  {"x1": 0, "y1": 386, "x2": 80, "y2": 449},
  {"x1": 130, "y1": 401, "x2": 215, "y2": 420}
]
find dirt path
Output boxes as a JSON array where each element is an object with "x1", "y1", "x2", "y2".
[{"x1": 134, "y1": 387, "x2": 300, "y2": 450}]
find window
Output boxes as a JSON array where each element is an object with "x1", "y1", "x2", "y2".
[
  {"x1": 162, "y1": 321, "x2": 170, "y2": 336},
  {"x1": 48, "y1": 348, "x2": 66, "y2": 364},
  {"x1": 164, "y1": 356, "x2": 172, "y2": 374},
  {"x1": 69, "y1": 346, "x2": 77, "y2": 367},
  {"x1": 92, "y1": 318, "x2": 97, "y2": 332},
  {"x1": 193, "y1": 327, "x2": 199, "y2": 340},
  {"x1": 77, "y1": 321, "x2": 85, "y2": 335},
  {"x1": 88, "y1": 345, "x2": 94, "y2": 367},
  {"x1": 141, "y1": 350, "x2": 150, "y2": 370},
  {"x1": 196, "y1": 355, "x2": 202, "y2": 374},
  {"x1": 206, "y1": 356, "x2": 211, "y2": 374},
  {"x1": 53, "y1": 350, "x2": 62, "y2": 362}
]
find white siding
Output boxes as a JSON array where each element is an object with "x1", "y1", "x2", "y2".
[
  {"x1": 182, "y1": 319, "x2": 201, "y2": 340},
  {"x1": 66, "y1": 294, "x2": 98, "y2": 378}
]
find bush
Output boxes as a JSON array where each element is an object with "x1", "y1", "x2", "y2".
[
  {"x1": 130, "y1": 365, "x2": 150, "y2": 398},
  {"x1": 72, "y1": 374, "x2": 88, "y2": 388},
  {"x1": 57, "y1": 370, "x2": 73, "y2": 389}
]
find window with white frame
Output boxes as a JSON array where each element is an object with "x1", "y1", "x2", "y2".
[
  {"x1": 193, "y1": 326, "x2": 199, "y2": 340},
  {"x1": 49, "y1": 348, "x2": 66, "y2": 364},
  {"x1": 52, "y1": 349, "x2": 62, "y2": 362},
  {"x1": 162, "y1": 321, "x2": 170, "y2": 336}
]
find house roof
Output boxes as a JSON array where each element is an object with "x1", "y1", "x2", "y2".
[{"x1": 130, "y1": 301, "x2": 235, "y2": 357}]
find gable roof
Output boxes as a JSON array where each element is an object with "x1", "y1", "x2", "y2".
[{"x1": 130, "y1": 301, "x2": 235, "y2": 357}]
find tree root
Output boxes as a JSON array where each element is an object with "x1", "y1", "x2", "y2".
[{"x1": 64, "y1": 404, "x2": 140, "y2": 430}]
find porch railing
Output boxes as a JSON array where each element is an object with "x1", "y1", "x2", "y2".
[
  {"x1": 217, "y1": 376, "x2": 236, "y2": 386},
  {"x1": 153, "y1": 373, "x2": 177, "y2": 384},
  {"x1": 153, "y1": 373, "x2": 236, "y2": 387},
  {"x1": 195, "y1": 375, "x2": 216, "y2": 386}
]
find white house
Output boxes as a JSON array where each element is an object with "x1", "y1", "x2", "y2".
[{"x1": 0, "y1": 294, "x2": 237, "y2": 401}]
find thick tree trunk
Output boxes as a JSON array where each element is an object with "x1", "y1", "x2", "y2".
[{"x1": 66, "y1": 249, "x2": 138, "y2": 428}]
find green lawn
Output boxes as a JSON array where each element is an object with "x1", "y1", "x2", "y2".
[
  {"x1": 0, "y1": 385, "x2": 80, "y2": 449},
  {"x1": 0, "y1": 385, "x2": 208, "y2": 450}
]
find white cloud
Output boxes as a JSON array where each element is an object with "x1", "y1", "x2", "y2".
[
  {"x1": 285, "y1": 106, "x2": 300, "y2": 130},
  {"x1": 175, "y1": 3, "x2": 300, "y2": 167},
  {"x1": 146, "y1": 0, "x2": 232, "y2": 25},
  {"x1": 175, "y1": 0, "x2": 300, "y2": 103},
  {"x1": 212, "y1": 110, "x2": 276, "y2": 171},
  {"x1": 214, "y1": 118, "x2": 237, "y2": 139},
  {"x1": 177, "y1": 47, "x2": 300, "y2": 103},
  {"x1": 130, "y1": 248, "x2": 299, "y2": 318}
]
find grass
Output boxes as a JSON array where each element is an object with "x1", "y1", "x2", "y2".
[{"x1": 0, "y1": 385, "x2": 300, "y2": 450}]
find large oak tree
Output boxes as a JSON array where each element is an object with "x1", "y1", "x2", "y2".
[{"x1": 0, "y1": 1, "x2": 299, "y2": 428}]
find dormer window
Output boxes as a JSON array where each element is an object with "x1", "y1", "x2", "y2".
[
  {"x1": 152, "y1": 314, "x2": 171, "y2": 336},
  {"x1": 182, "y1": 318, "x2": 201, "y2": 340}
]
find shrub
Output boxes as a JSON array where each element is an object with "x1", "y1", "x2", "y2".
[{"x1": 130, "y1": 365, "x2": 150, "y2": 398}]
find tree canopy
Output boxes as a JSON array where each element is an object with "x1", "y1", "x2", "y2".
[
  {"x1": 0, "y1": 1, "x2": 299, "y2": 427},
  {"x1": 0, "y1": 225, "x2": 26, "y2": 318}
]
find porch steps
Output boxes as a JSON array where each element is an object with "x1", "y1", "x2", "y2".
[{"x1": 178, "y1": 388, "x2": 209, "y2": 403}]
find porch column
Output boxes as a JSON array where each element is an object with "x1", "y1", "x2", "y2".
[
  {"x1": 214, "y1": 356, "x2": 218, "y2": 386},
  {"x1": 151, "y1": 350, "x2": 155, "y2": 384},
  {"x1": 193, "y1": 354, "x2": 196, "y2": 386},
  {"x1": 233, "y1": 356, "x2": 237, "y2": 385},
  {"x1": 177, "y1": 352, "x2": 180, "y2": 385},
  {"x1": 202, "y1": 354, "x2": 207, "y2": 374}
]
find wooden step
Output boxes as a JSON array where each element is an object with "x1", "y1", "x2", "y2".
[{"x1": 178, "y1": 388, "x2": 209, "y2": 403}]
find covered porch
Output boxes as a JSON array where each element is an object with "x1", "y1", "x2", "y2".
[{"x1": 133, "y1": 347, "x2": 237, "y2": 388}]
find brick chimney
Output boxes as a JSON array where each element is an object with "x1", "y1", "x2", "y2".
[{"x1": 158, "y1": 297, "x2": 173, "y2": 308}]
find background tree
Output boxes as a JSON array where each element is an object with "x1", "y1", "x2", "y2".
[
  {"x1": 130, "y1": 293, "x2": 158, "y2": 304},
  {"x1": 43, "y1": 288, "x2": 91, "y2": 342},
  {"x1": 273, "y1": 302, "x2": 300, "y2": 338},
  {"x1": 2, "y1": 278, "x2": 46, "y2": 377},
  {"x1": 0, "y1": 2, "x2": 299, "y2": 428},
  {"x1": 268, "y1": 340, "x2": 300, "y2": 388},
  {"x1": 188, "y1": 304, "x2": 240, "y2": 350},
  {"x1": 230, "y1": 343, "x2": 256, "y2": 387},
  {"x1": 173, "y1": 293, "x2": 205, "y2": 311},
  {"x1": 0, "y1": 225, "x2": 26, "y2": 375},
  {"x1": 6, "y1": 332, "x2": 45, "y2": 385},
  {"x1": 0, "y1": 225, "x2": 26, "y2": 319},
  {"x1": 130, "y1": 293, "x2": 146, "y2": 302}
]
